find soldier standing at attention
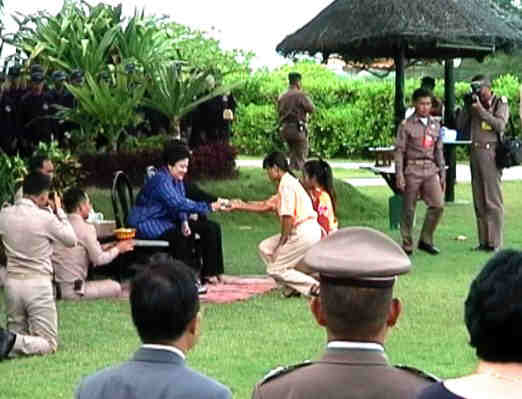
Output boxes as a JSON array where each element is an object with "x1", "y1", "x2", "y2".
[
  {"x1": 278, "y1": 72, "x2": 315, "y2": 170},
  {"x1": 252, "y1": 227, "x2": 436, "y2": 399},
  {"x1": 395, "y1": 88, "x2": 445, "y2": 256},
  {"x1": 457, "y1": 76, "x2": 508, "y2": 252}
]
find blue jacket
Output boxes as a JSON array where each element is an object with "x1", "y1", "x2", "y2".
[{"x1": 128, "y1": 167, "x2": 210, "y2": 239}]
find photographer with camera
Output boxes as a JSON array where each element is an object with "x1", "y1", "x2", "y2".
[{"x1": 456, "y1": 75, "x2": 509, "y2": 252}]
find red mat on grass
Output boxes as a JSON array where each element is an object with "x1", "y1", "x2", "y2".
[{"x1": 200, "y1": 275, "x2": 277, "y2": 304}]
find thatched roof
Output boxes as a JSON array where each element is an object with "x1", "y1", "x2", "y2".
[{"x1": 277, "y1": 0, "x2": 522, "y2": 60}]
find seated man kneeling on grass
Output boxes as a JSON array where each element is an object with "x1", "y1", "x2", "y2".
[
  {"x1": 75, "y1": 261, "x2": 232, "y2": 399},
  {"x1": 52, "y1": 188, "x2": 134, "y2": 300}
]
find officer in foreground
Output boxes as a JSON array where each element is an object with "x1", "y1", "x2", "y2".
[{"x1": 252, "y1": 227, "x2": 436, "y2": 399}]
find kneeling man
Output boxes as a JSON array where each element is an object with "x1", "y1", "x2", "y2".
[
  {"x1": 395, "y1": 88, "x2": 445, "y2": 255},
  {"x1": 53, "y1": 188, "x2": 134, "y2": 300}
]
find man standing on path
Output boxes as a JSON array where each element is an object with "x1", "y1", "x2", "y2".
[
  {"x1": 395, "y1": 88, "x2": 445, "y2": 255},
  {"x1": 278, "y1": 72, "x2": 315, "y2": 170},
  {"x1": 0, "y1": 172, "x2": 77, "y2": 360},
  {"x1": 457, "y1": 76, "x2": 509, "y2": 252},
  {"x1": 252, "y1": 227, "x2": 436, "y2": 399}
]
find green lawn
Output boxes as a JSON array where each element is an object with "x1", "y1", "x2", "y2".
[{"x1": 2, "y1": 169, "x2": 521, "y2": 398}]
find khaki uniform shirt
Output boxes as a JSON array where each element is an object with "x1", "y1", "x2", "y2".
[
  {"x1": 395, "y1": 114, "x2": 445, "y2": 180},
  {"x1": 0, "y1": 198, "x2": 77, "y2": 279},
  {"x1": 277, "y1": 88, "x2": 315, "y2": 124},
  {"x1": 277, "y1": 173, "x2": 317, "y2": 228},
  {"x1": 456, "y1": 95, "x2": 509, "y2": 144},
  {"x1": 252, "y1": 342, "x2": 435, "y2": 399},
  {"x1": 53, "y1": 213, "x2": 119, "y2": 284}
]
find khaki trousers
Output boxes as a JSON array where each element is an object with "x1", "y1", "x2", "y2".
[
  {"x1": 60, "y1": 279, "x2": 122, "y2": 300},
  {"x1": 401, "y1": 172, "x2": 444, "y2": 252},
  {"x1": 281, "y1": 125, "x2": 308, "y2": 170},
  {"x1": 4, "y1": 277, "x2": 57, "y2": 356},
  {"x1": 470, "y1": 148, "x2": 504, "y2": 248},
  {"x1": 258, "y1": 220, "x2": 321, "y2": 295}
]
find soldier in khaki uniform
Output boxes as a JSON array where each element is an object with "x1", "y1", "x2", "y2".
[
  {"x1": 252, "y1": 227, "x2": 436, "y2": 399},
  {"x1": 457, "y1": 76, "x2": 509, "y2": 251},
  {"x1": 278, "y1": 73, "x2": 315, "y2": 170},
  {"x1": 395, "y1": 88, "x2": 445, "y2": 255}
]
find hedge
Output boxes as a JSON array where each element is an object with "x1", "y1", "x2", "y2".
[{"x1": 231, "y1": 63, "x2": 521, "y2": 157}]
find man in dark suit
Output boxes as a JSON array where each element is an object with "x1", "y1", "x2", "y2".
[
  {"x1": 252, "y1": 227, "x2": 436, "y2": 399},
  {"x1": 75, "y1": 261, "x2": 231, "y2": 399}
]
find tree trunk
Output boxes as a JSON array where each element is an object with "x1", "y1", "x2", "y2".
[{"x1": 170, "y1": 117, "x2": 181, "y2": 139}]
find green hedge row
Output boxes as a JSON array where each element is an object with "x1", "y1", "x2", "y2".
[{"x1": 231, "y1": 63, "x2": 521, "y2": 157}]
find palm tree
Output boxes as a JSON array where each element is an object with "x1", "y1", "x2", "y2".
[{"x1": 142, "y1": 63, "x2": 240, "y2": 137}]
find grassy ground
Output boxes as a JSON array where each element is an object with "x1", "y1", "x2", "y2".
[{"x1": 2, "y1": 169, "x2": 521, "y2": 398}]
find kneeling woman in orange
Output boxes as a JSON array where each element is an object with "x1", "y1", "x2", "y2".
[
  {"x1": 230, "y1": 152, "x2": 322, "y2": 297},
  {"x1": 302, "y1": 159, "x2": 338, "y2": 236}
]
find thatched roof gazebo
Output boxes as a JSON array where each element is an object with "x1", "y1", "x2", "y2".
[{"x1": 277, "y1": 0, "x2": 522, "y2": 129}]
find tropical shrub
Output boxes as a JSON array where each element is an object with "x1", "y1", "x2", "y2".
[{"x1": 0, "y1": 153, "x2": 27, "y2": 206}]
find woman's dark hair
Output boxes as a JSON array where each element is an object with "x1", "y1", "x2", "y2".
[
  {"x1": 63, "y1": 187, "x2": 88, "y2": 213},
  {"x1": 304, "y1": 159, "x2": 337, "y2": 213},
  {"x1": 262, "y1": 151, "x2": 291, "y2": 172},
  {"x1": 163, "y1": 141, "x2": 190, "y2": 166},
  {"x1": 465, "y1": 249, "x2": 522, "y2": 363},
  {"x1": 130, "y1": 261, "x2": 199, "y2": 344},
  {"x1": 28, "y1": 155, "x2": 50, "y2": 173}
]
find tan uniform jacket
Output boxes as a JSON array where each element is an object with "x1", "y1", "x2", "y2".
[
  {"x1": 456, "y1": 95, "x2": 509, "y2": 143},
  {"x1": 277, "y1": 89, "x2": 315, "y2": 125},
  {"x1": 0, "y1": 198, "x2": 77, "y2": 279},
  {"x1": 395, "y1": 115, "x2": 445, "y2": 181},
  {"x1": 53, "y1": 213, "x2": 119, "y2": 284},
  {"x1": 252, "y1": 347, "x2": 434, "y2": 399}
]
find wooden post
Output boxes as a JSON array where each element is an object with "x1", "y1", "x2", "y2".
[
  {"x1": 393, "y1": 43, "x2": 406, "y2": 133},
  {"x1": 444, "y1": 59, "x2": 457, "y2": 202}
]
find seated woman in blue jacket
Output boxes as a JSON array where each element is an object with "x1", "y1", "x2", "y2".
[{"x1": 128, "y1": 141, "x2": 224, "y2": 283}]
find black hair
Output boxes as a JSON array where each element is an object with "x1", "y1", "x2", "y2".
[
  {"x1": 420, "y1": 76, "x2": 436, "y2": 90},
  {"x1": 412, "y1": 88, "x2": 433, "y2": 103},
  {"x1": 63, "y1": 187, "x2": 88, "y2": 214},
  {"x1": 321, "y1": 279, "x2": 393, "y2": 338},
  {"x1": 163, "y1": 141, "x2": 190, "y2": 166},
  {"x1": 28, "y1": 155, "x2": 50, "y2": 173},
  {"x1": 304, "y1": 159, "x2": 337, "y2": 213},
  {"x1": 130, "y1": 261, "x2": 200, "y2": 344},
  {"x1": 23, "y1": 172, "x2": 52, "y2": 196},
  {"x1": 262, "y1": 151, "x2": 291, "y2": 172},
  {"x1": 288, "y1": 72, "x2": 302, "y2": 86},
  {"x1": 465, "y1": 249, "x2": 522, "y2": 363}
]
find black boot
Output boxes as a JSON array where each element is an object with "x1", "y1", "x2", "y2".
[{"x1": 0, "y1": 327, "x2": 16, "y2": 360}]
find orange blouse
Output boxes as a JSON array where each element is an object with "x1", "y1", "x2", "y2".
[{"x1": 310, "y1": 188, "x2": 338, "y2": 234}]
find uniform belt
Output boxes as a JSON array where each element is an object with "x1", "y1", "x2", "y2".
[
  {"x1": 472, "y1": 142, "x2": 496, "y2": 150},
  {"x1": 407, "y1": 160, "x2": 433, "y2": 165}
]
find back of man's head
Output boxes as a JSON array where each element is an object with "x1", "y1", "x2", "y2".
[
  {"x1": 28, "y1": 155, "x2": 50, "y2": 173},
  {"x1": 420, "y1": 76, "x2": 436, "y2": 91},
  {"x1": 320, "y1": 282, "x2": 393, "y2": 339},
  {"x1": 63, "y1": 188, "x2": 87, "y2": 214},
  {"x1": 288, "y1": 72, "x2": 302, "y2": 86},
  {"x1": 23, "y1": 172, "x2": 52, "y2": 197},
  {"x1": 130, "y1": 262, "x2": 199, "y2": 344}
]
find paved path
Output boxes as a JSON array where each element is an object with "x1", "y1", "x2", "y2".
[{"x1": 236, "y1": 159, "x2": 522, "y2": 187}]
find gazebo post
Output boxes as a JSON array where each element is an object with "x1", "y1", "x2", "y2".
[
  {"x1": 393, "y1": 43, "x2": 406, "y2": 132},
  {"x1": 443, "y1": 59, "x2": 457, "y2": 202}
]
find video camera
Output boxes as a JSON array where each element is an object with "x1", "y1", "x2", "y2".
[{"x1": 463, "y1": 81, "x2": 482, "y2": 107}]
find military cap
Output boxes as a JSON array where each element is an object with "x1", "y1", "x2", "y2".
[
  {"x1": 7, "y1": 66, "x2": 21, "y2": 78},
  {"x1": 303, "y1": 227, "x2": 411, "y2": 288},
  {"x1": 70, "y1": 69, "x2": 84, "y2": 81},
  {"x1": 31, "y1": 71, "x2": 45, "y2": 83},
  {"x1": 51, "y1": 71, "x2": 67, "y2": 81},
  {"x1": 30, "y1": 64, "x2": 44, "y2": 74},
  {"x1": 471, "y1": 76, "x2": 491, "y2": 88}
]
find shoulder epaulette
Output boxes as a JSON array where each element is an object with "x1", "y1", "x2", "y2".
[
  {"x1": 394, "y1": 364, "x2": 440, "y2": 382},
  {"x1": 260, "y1": 361, "x2": 313, "y2": 385}
]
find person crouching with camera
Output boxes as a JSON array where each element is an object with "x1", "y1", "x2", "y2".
[{"x1": 456, "y1": 75, "x2": 509, "y2": 252}]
